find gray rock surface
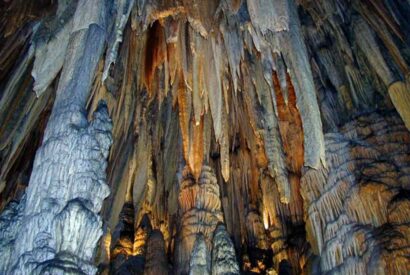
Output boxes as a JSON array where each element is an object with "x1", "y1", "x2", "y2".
[
  {"x1": 211, "y1": 224, "x2": 240, "y2": 275},
  {"x1": 0, "y1": 0, "x2": 111, "y2": 274}
]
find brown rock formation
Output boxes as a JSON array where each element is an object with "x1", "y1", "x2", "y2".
[
  {"x1": 175, "y1": 165, "x2": 224, "y2": 274},
  {"x1": 0, "y1": 0, "x2": 410, "y2": 274},
  {"x1": 144, "y1": 230, "x2": 169, "y2": 275}
]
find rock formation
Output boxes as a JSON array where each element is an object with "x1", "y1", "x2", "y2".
[
  {"x1": 0, "y1": 0, "x2": 410, "y2": 274},
  {"x1": 302, "y1": 112, "x2": 410, "y2": 274},
  {"x1": 175, "y1": 165, "x2": 225, "y2": 274},
  {"x1": 212, "y1": 224, "x2": 240, "y2": 275},
  {"x1": 189, "y1": 234, "x2": 211, "y2": 275},
  {"x1": 144, "y1": 230, "x2": 169, "y2": 275},
  {"x1": 0, "y1": 1, "x2": 112, "y2": 274}
]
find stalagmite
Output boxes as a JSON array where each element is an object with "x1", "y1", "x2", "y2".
[
  {"x1": 0, "y1": 0, "x2": 410, "y2": 274},
  {"x1": 189, "y1": 234, "x2": 211, "y2": 275},
  {"x1": 301, "y1": 112, "x2": 410, "y2": 274},
  {"x1": 211, "y1": 224, "x2": 240, "y2": 275},
  {"x1": 111, "y1": 202, "x2": 135, "y2": 262},
  {"x1": 175, "y1": 166, "x2": 224, "y2": 274},
  {"x1": 0, "y1": 0, "x2": 111, "y2": 274},
  {"x1": 144, "y1": 230, "x2": 168, "y2": 275}
]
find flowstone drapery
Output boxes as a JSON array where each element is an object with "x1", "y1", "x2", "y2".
[
  {"x1": 1, "y1": 0, "x2": 410, "y2": 274},
  {"x1": 0, "y1": 0, "x2": 112, "y2": 274}
]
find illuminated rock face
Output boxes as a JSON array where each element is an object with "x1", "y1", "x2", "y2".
[
  {"x1": 302, "y1": 112, "x2": 410, "y2": 274},
  {"x1": 0, "y1": 1, "x2": 113, "y2": 274},
  {"x1": 212, "y1": 224, "x2": 240, "y2": 275},
  {"x1": 0, "y1": 1, "x2": 111, "y2": 273},
  {"x1": 176, "y1": 166, "x2": 237, "y2": 274},
  {"x1": 1, "y1": 0, "x2": 410, "y2": 274}
]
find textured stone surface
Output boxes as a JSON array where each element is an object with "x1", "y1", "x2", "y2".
[
  {"x1": 189, "y1": 234, "x2": 211, "y2": 275},
  {"x1": 302, "y1": 112, "x2": 410, "y2": 274},
  {"x1": 175, "y1": 166, "x2": 224, "y2": 274},
  {"x1": 212, "y1": 224, "x2": 240, "y2": 275},
  {"x1": 0, "y1": 1, "x2": 111, "y2": 274},
  {"x1": 144, "y1": 230, "x2": 168, "y2": 275},
  {"x1": 1, "y1": 0, "x2": 410, "y2": 274}
]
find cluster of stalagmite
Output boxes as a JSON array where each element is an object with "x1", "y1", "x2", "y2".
[
  {"x1": 0, "y1": 0, "x2": 410, "y2": 274},
  {"x1": 176, "y1": 165, "x2": 239, "y2": 274}
]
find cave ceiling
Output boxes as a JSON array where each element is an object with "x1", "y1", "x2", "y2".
[{"x1": 0, "y1": 0, "x2": 410, "y2": 274}]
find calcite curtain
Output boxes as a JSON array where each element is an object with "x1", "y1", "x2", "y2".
[{"x1": 0, "y1": 0, "x2": 409, "y2": 274}]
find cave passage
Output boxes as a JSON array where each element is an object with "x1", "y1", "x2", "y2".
[{"x1": 0, "y1": 0, "x2": 410, "y2": 274}]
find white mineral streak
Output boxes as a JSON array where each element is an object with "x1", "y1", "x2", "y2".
[
  {"x1": 32, "y1": 1, "x2": 77, "y2": 97},
  {"x1": 0, "y1": 1, "x2": 111, "y2": 274},
  {"x1": 102, "y1": 0, "x2": 136, "y2": 82}
]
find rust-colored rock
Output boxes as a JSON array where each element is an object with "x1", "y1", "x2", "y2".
[{"x1": 0, "y1": 1, "x2": 410, "y2": 274}]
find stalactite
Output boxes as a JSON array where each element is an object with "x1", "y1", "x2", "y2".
[
  {"x1": 177, "y1": 76, "x2": 204, "y2": 180},
  {"x1": 388, "y1": 81, "x2": 410, "y2": 130},
  {"x1": 1, "y1": 0, "x2": 410, "y2": 274},
  {"x1": 274, "y1": 0, "x2": 326, "y2": 169},
  {"x1": 102, "y1": 0, "x2": 135, "y2": 83},
  {"x1": 220, "y1": 106, "x2": 230, "y2": 182},
  {"x1": 31, "y1": 0, "x2": 77, "y2": 96},
  {"x1": 204, "y1": 36, "x2": 223, "y2": 143},
  {"x1": 353, "y1": 17, "x2": 395, "y2": 87}
]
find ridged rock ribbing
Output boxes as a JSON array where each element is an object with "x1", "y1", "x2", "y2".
[
  {"x1": 301, "y1": 112, "x2": 410, "y2": 274},
  {"x1": 0, "y1": 0, "x2": 111, "y2": 274},
  {"x1": 211, "y1": 224, "x2": 240, "y2": 275},
  {"x1": 175, "y1": 166, "x2": 224, "y2": 274}
]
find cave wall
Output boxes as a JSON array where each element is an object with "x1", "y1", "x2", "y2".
[
  {"x1": 302, "y1": 112, "x2": 410, "y2": 274},
  {"x1": 0, "y1": 0, "x2": 409, "y2": 274}
]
